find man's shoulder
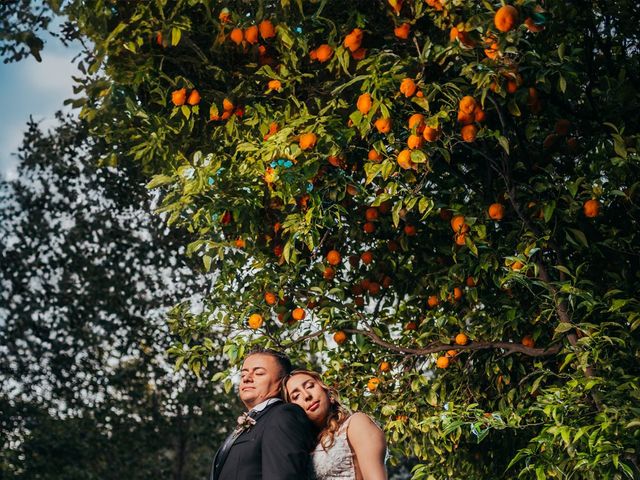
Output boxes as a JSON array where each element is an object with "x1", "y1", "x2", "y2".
[{"x1": 265, "y1": 401, "x2": 307, "y2": 418}]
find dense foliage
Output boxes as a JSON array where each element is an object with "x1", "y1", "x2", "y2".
[
  {"x1": 0, "y1": 115, "x2": 239, "y2": 479},
  {"x1": 6, "y1": 0, "x2": 640, "y2": 478}
]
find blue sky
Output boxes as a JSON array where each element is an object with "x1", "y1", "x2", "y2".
[{"x1": 0, "y1": 33, "x2": 80, "y2": 180}]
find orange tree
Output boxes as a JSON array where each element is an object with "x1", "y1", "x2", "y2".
[{"x1": 62, "y1": 0, "x2": 640, "y2": 478}]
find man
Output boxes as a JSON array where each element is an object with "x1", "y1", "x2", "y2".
[{"x1": 210, "y1": 348, "x2": 315, "y2": 480}]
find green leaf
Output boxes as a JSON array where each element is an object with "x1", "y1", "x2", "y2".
[
  {"x1": 171, "y1": 27, "x2": 182, "y2": 46},
  {"x1": 146, "y1": 174, "x2": 174, "y2": 189}
]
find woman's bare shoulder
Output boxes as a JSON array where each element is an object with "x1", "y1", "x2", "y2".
[{"x1": 347, "y1": 412, "x2": 384, "y2": 436}]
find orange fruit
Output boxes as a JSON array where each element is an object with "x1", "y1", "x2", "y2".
[
  {"x1": 446, "y1": 349, "x2": 457, "y2": 357},
  {"x1": 400, "y1": 78, "x2": 417, "y2": 97},
  {"x1": 248, "y1": 313, "x2": 264, "y2": 329},
  {"x1": 524, "y1": 17, "x2": 544, "y2": 33},
  {"x1": 222, "y1": 98, "x2": 234, "y2": 112},
  {"x1": 404, "y1": 321, "x2": 417, "y2": 331},
  {"x1": 466, "y1": 276, "x2": 477, "y2": 287},
  {"x1": 264, "y1": 292, "x2": 277, "y2": 305},
  {"x1": 511, "y1": 260, "x2": 524, "y2": 271},
  {"x1": 368, "y1": 149, "x2": 382, "y2": 162},
  {"x1": 522, "y1": 335, "x2": 535, "y2": 348},
  {"x1": 365, "y1": 207, "x2": 379, "y2": 221},
  {"x1": 436, "y1": 356, "x2": 450, "y2": 368},
  {"x1": 316, "y1": 44, "x2": 334, "y2": 62},
  {"x1": 583, "y1": 199, "x2": 600, "y2": 218},
  {"x1": 494, "y1": 5, "x2": 519, "y2": 33},
  {"x1": 404, "y1": 224, "x2": 417, "y2": 236},
  {"x1": 361, "y1": 251, "x2": 374, "y2": 264},
  {"x1": 259, "y1": 19, "x2": 276, "y2": 39},
  {"x1": 326, "y1": 250, "x2": 342, "y2": 266},
  {"x1": 343, "y1": 28, "x2": 363, "y2": 52},
  {"x1": 367, "y1": 377, "x2": 381, "y2": 392},
  {"x1": 363, "y1": 222, "x2": 376, "y2": 234},
  {"x1": 244, "y1": 25, "x2": 259, "y2": 44},
  {"x1": 229, "y1": 28, "x2": 244, "y2": 45},
  {"x1": 450, "y1": 215, "x2": 466, "y2": 232},
  {"x1": 379, "y1": 361, "x2": 391, "y2": 372},
  {"x1": 171, "y1": 88, "x2": 187, "y2": 106},
  {"x1": 187, "y1": 89, "x2": 201, "y2": 106},
  {"x1": 234, "y1": 238, "x2": 245, "y2": 248},
  {"x1": 455, "y1": 333, "x2": 469, "y2": 345},
  {"x1": 351, "y1": 47, "x2": 366, "y2": 60},
  {"x1": 267, "y1": 79, "x2": 282, "y2": 92},
  {"x1": 394, "y1": 23, "x2": 410, "y2": 40},
  {"x1": 488, "y1": 202, "x2": 505, "y2": 220},
  {"x1": 397, "y1": 149, "x2": 414, "y2": 170},
  {"x1": 374, "y1": 117, "x2": 392, "y2": 134},
  {"x1": 457, "y1": 110, "x2": 475, "y2": 125},
  {"x1": 474, "y1": 108, "x2": 486, "y2": 123},
  {"x1": 461, "y1": 124, "x2": 478, "y2": 143},
  {"x1": 427, "y1": 295, "x2": 439, "y2": 308},
  {"x1": 459, "y1": 96, "x2": 477, "y2": 114},
  {"x1": 407, "y1": 134, "x2": 423, "y2": 150},
  {"x1": 408, "y1": 113, "x2": 425, "y2": 131},
  {"x1": 291, "y1": 308, "x2": 306, "y2": 321},
  {"x1": 357, "y1": 93, "x2": 373, "y2": 115},
  {"x1": 327, "y1": 155, "x2": 345, "y2": 168},
  {"x1": 454, "y1": 233, "x2": 467, "y2": 246},
  {"x1": 452, "y1": 287, "x2": 463, "y2": 301},
  {"x1": 378, "y1": 200, "x2": 392, "y2": 214},
  {"x1": 323, "y1": 266, "x2": 335, "y2": 280},
  {"x1": 346, "y1": 184, "x2": 358, "y2": 196},
  {"x1": 299, "y1": 132, "x2": 317, "y2": 150},
  {"x1": 423, "y1": 126, "x2": 440, "y2": 142},
  {"x1": 333, "y1": 330, "x2": 347, "y2": 344}
]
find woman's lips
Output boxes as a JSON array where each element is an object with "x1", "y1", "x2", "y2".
[{"x1": 308, "y1": 401, "x2": 320, "y2": 412}]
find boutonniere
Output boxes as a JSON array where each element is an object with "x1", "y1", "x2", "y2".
[{"x1": 236, "y1": 412, "x2": 257, "y2": 433}]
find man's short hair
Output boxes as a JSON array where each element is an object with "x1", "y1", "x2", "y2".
[{"x1": 246, "y1": 347, "x2": 293, "y2": 378}]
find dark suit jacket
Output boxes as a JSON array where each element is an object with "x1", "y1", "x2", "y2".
[{"x1": 212, "y1": 402, "x2": 315, "y2": 480}]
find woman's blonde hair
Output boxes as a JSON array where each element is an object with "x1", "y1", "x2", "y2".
[{"x1": 282, "y1": 369, "x2": 351, "y2": 450}]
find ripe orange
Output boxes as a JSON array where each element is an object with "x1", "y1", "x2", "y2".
[
  {"x1": 222, "y1": 98, "x2": 234, "y2": 112},
  {"x1": 357, "y1": 93, "x2": 373, "y2": 115},
  {"x1": 461, "y1": 124, "x2": 478, "y2": 143},
  {"x1": 327, "y1": 155, "x2": 345, "y2": 168},
  {"x1": 394, "y1": 23, "x2": 410, "y2": 40},
  {"x1": 187, "y1": 89, "x2": 201, "y2": 106},
  {"x1": 450, "y1": 215, "x2": 466, "y2": 232},
  {"x1": 397, "y1": 149, "x2": 414, "y2": 170},
  {"x1": 367, "y1": 377, "x2": 381, "y2": 392},
  {"x1": 326, "y1": 250, "x2": 342, "y2": 266},
  {"x1": 436, "y1": 356, "x2": 450, "y2": 368},
  {"x1": 452, "y1": 287, "x2": 463, "y2": 301},
  {"x1": 466, "y1": 276, "x2": 477, "y2": 287},
  {"x1": 494, "y1": 5, "x2": 519, "y2": 33},
  {"x1": 248, "y1": 313, "x2": 264, "y2": 329},
  {"x1": 374, "y1": 117, "x2": 392, "y2": 134},
  {"x1": 363, "y1": 222, "x2": 376, "y2": 234},
  {"x1": 234, "y1": 238, "x2": 245, "y2": 248},
  {"x1": 361, "y1": 251, "x2": 373, "y2": 264},
  {"x1": 230, "y1": 28, "x2": 244, "y2": 45},
  {"x1": 423, "y1": 126, "x2": 440, "y2": 142},
  {"x1": 365, "y1": 207, "x2": 379, "y2": 222},
  {"x1": 583, "y1": 199, "x2": 600, "y2": 218},
  {"x1": 368, "y1": 149, "x2": 382, "y2": 162},
  {"x1": 457, "y1": 110, "x2": 475, "y2": 125},
  {"x1": 267, "y1": 79, "x2": 282, "y2": 92},
  {"x1": 264, "y1": 292, "x2": 277, "y2": 305},
  {"x1": 408, "y1": 113, "x2": 425, "y2": 131},
  {"x1": 259, "y1": 19, "x2": 276, "y2": 39},
  {"x1": 474, "y1": 108, "x2": 486, "y2": 123},
  {"x1": 378, "y1": 200, "x2": 392, "y2": 214},
  {"x1": 291, "y1": 308, "x2": 306, "y2": 321},
  {"x1": 522, "y1": 335, "x2": 535, "y2": 348},
  {"x1": 299, "y1": 132, "x2": 317, "y2": 150},
  {"x1": 454, "y1": 232, "x2": 467, "y2": 246},
  {"x1": 524, "y1": 17, "x2": 544, "y2": 33},
  {"x1": 404, "y1": 224, "x2": 417, "y2": 236},
  {"x1": 488, "y1": 202, "x2": 505, "y2": 220},
  {"x1": 407, "y1": 134, "x2": 423, "y2": 149},
  {"x1": 333, "y1": 330, "x2": 347, "y2": 344},
  {"x1": 244, "y1": 25, "x2": 259, "y2": 44},
  {"x1": 459, "y1": 96, "x2": 477, "y2": 114},
  {"x1": 400, "y1": 78, "x2": 417, "y2": 97},
  {"x1": 455, "y1": 333, "x2": 469, "y2": 345},
  {"x1": 446, "y1": 349, "x2": 457, "y2": 357},
  {"x1": 427, "y1": 295, "x2": 439, "y2": 308},
  {"x1": 219, "y1": 8, "x2": 231, "y2": 23},
  {"x1": 323, "y1": 266, "x2": 335, "y2": 280},
  {"x1": 404, "y1": 321, "x2": 417, "y2": 331},
  {"x1": 343, "y1": 28, "x2": 363, "y2": 52},
  {"x1": 316, "y1": 44, "x2": 334, "y2": 62},
  {"x1": 171, "y1": 88, "x2": 187, "y2": 106},
  {"x1": 511, "y1": 260, "x2": 524, "y2": 271},
  {"x1": 379, "y1": 361, "x2": 391, "y2": 372}
]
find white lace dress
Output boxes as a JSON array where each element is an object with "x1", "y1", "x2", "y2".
[{"x1": 311, "y1": 415, "x2": 357, "y2": 480}]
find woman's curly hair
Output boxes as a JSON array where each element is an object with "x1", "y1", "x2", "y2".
[{"x1": 282, "y1": 369, "x2": 351, "y2": 450}]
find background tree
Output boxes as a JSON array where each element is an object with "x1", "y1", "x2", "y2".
[
  {"x1": 7, "y1": 0, "x2": 640, "y2": 478},
  {"x1": 0, "y1": 114, "x2": 240, "y2": 480}
]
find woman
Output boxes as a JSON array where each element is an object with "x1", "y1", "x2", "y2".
[{"x1": 283, "y1": 369, "x2": 388, "y2": 480}]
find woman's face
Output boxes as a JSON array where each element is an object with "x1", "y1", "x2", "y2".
[{"x1": 286, "y1": 373, "x2": 331, "y2": 428}]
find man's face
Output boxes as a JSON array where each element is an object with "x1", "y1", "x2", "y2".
[{"x1": 239, "y1": 354, "x2": 283, "y2": 409}]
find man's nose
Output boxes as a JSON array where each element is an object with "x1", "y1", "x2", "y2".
[{"x1": 243, "y1": 373, "x2": 254, "y2": 383}]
